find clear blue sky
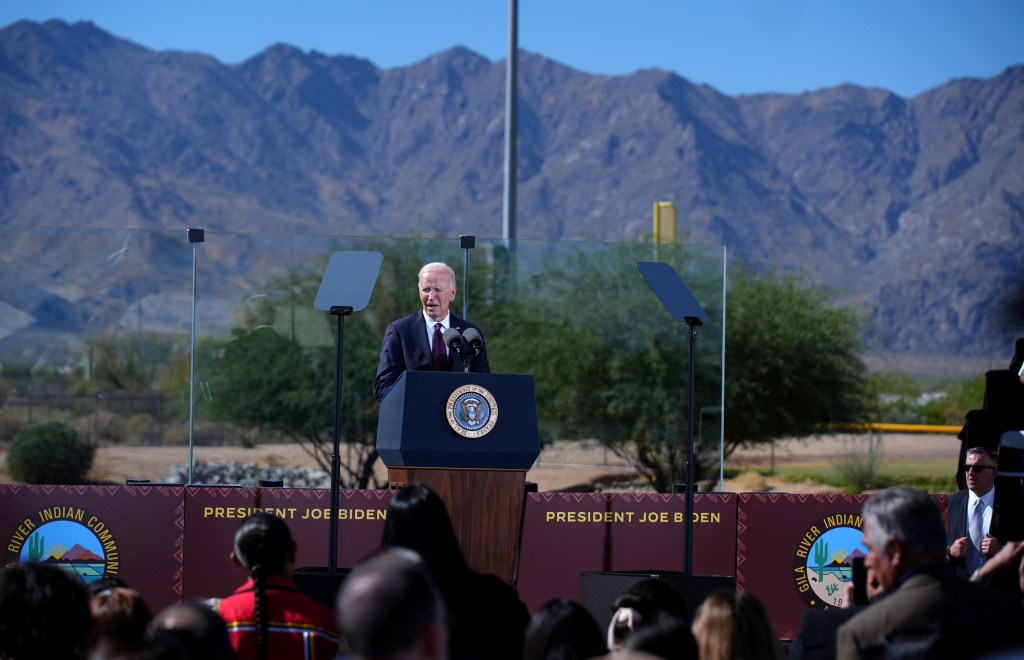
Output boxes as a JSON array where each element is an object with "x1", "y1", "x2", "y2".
[{"x1": 2, "y1": 0, "x2": 1022, "y2": 98}]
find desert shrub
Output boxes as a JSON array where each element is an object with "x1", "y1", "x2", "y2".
[
  {"x1": 832, "y1": 436, "x2": 884, "y2": 493},
  {"x1": 7, "y1": 421, "x2": 95, "y2": 484},
  {"x1": 73, "y1": 409, "x2": 124, "y2": 445},
  {"x1": 73, "y1": 410, "x2": 159, "y2": 446},
  {"x1": 156, "y1": 421, "x2": 243, "y2": 447},
  {"x1": 0, "y1": 413, "x2": 28, "y2": 445},
  {"x1": 732, "y1": 471, "x2": 769, "y2": 492},
  {"x1": 125, "y1": 412, "x2": 158, "y2": 444}
]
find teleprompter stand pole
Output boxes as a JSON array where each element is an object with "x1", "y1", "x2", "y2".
[
  {"x1": 309, "y1": 250, "x2": 382, "y2": 571},
  {"x1": 683, "y1": 317, "x2": 701, "y2": 576},
  {"x1": 293, "y1": 251, "x2": 381, "y2": 607},
  {"x1": 327, "y1": 305, "x2": 353, "y2": 572},
  {"x1": 637, "y1": 262, "x2": 708, "y2": 577}
]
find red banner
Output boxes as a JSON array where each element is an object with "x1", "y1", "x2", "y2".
[
  {"x1": 0, "y1": 484, "x2": 951, "y2": 639},
  {"x1": 0, "y1": 484, "x2": 184, "y2": 612},
  {"x1": 735, "y1": 493, "x2": 950, "y2": 639},
  {"x1": 181, "y1": 487, "x2": 391, "y2": 600},
  {"x1": 517, "y1": 492, "x2": 738, "y2": 613}
]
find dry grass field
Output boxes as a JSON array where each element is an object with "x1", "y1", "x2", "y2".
[{"x1": 0, "y1": 431, "x2": 964, "y2": 492}]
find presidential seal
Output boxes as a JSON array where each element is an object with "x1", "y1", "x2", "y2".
[
  {"x1": 792, "y1": 512, "x2": 865, "y2": 609},
  {"x1": 446, "y1": 384, "x2": 498, "y2": 438}
]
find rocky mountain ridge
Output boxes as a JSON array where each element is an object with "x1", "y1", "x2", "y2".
[{"x1": 1, "y1": 19, "x2": 1022, "y2": 360}]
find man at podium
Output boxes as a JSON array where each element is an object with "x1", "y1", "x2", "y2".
[{"x1": 373, "y1": 262, "x2": 490, "y2": 402}]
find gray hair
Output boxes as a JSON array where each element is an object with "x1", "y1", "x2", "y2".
[
  {"x1": 966, "y1": 446, "x2": 998, "y2": 463},
  {"x1": 418, "y1": 262, "x2": 456, "y2": 290},
  {"x1": 862, "y1": 487, "x2": 946, "y2": 560}
]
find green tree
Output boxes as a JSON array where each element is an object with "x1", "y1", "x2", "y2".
[
  {"x1": 82, "y1": 332, "x2": 174, "y2": 393},
  {"x1": 489, "y1": 249, "x2": 867, "y2": 492},
  {"x1": 920, "y1": 374, "x2": 985, "y2": 425},
  {"x1": 200, "y1": 238, "x2": 456, "y2": 488},
  {"x1": 485, "y1": 242, "x2": 721, "y2": 492},
  {"x1": 201, "y1": 303, "x2": 383, "y2": 488},
  {"x1": 724, "y1": 267, "x2": 868, "y2": 454}
]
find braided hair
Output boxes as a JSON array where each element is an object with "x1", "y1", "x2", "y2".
[{"x1": 233, "y1": 512, "x2": 295, "y2": 660}]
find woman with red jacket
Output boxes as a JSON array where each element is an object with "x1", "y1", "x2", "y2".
[{"x1": 217, "y1": 512, "x2": 340, "y2": 660}]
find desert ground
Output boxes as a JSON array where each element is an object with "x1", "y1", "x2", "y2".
[{"x1": 0, "y1": 431, "x2": 963, "y2": 492}]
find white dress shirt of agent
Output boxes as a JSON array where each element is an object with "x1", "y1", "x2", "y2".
[{"x1": 947, "y1": 447, "x2": 1002, "y2": 576}]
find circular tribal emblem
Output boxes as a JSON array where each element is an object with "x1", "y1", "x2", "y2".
[
  {"x1": 446, "y1": 384, "x2": 498, "y2": 438},
  {"x1": 792, "y1": 513, "x2": 865, "y2": 609}
]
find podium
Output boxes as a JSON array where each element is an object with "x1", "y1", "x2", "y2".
[{"x1": 377, "y1": 371, "x2": 541, "y2": 583}]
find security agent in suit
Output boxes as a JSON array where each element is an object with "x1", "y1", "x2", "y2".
[
  {"x1": 946, "y1": 447, "x2": 1005, "y2": 579},
  {"x1": 373, "y1": 262, "x2": 490, "y2": 402}
]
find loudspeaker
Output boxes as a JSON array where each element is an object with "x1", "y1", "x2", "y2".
[
  {"x1": 580, "y1": 570, "x2": 734, "y2": 633},
  {"x1": 294, "y1": 567, "x2": 349, "y2": 610}
]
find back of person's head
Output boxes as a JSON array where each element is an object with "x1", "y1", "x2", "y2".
[
  {"x1": 862, "y1": 487, "x2": 946, "y2": 564},
  {"x1": 88, "y1": 576, "x2": 131, "y2": 596},
  {"x1": 691, "y1": 590, "x2": 780, "y2": 660},
  {"x1": 622, "y1": 611, "x2": 698, "y2": 660},
  {"x1": 337, "y1": 547, "x2": 447, "y2": 660},
  {"x1": 88, "y1": 587, "x2": 154, "y2": 650},
  {"x1": 381, "y1": 484, "x2": 468, "y2": 582},
  {"x1": 0, "y1": 562, "x2": 91, "y2": 659},
  {"x1": 233, "y1": 511, "x2": 295, "y2": 577},
  {"x1": 87, "y1": 634, "x2": 184, "y2": 660},
  {"x1": 149, "y1": 600, "x2": 233, "y2": 660},
  {"x1": 231, "y1": 512, "x2": 296, "y2": 660},
  {"x1": 523, "y1": 598, "x2": 607, "y2": 660},
  {"x1": 613, "y1": 578, "x2": 689, "y2": 622},
  {"x1": 607, "y1": 578, "x2": 690, "y2": 650}
]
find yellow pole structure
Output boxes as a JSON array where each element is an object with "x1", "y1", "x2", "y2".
[{"x1": 653, "y1": 201, "x2": 677, "y2": 260}]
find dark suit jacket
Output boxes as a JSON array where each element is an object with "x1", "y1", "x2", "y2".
[
  {"x1": 373, "y1": 312, "x2": 490, "y2": 402},
  {"x1": 945, "y1": 489, "x2": 1005, "y2": 578},
  {"x1": 788, "y1": 606, "x2": 863, "y2": 660},
  {"x1": 942, "y1": 487, "x2": 1024, "y2": 581},
  {"x1": 836, "y1": 565, "x2": 1024, "y2": 659}
]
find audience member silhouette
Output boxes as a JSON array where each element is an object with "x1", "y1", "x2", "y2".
[
  {"x1": 691, "y1": 590, "x2": 781, "y2": 660},
  {"x1": 788, "y1": 565, "x2": 885, "y2": 660},
  {"x1": 337, "y1": 547, "x2": 448, "y2": 660},
  {"x1": 216, "y1": 511, "x2": 339, "y2": 660},
  {"x1": 381, "y1": 484, "x2": 530, "y2": 660},
  {"x1": 149, "y1": 600, "x2": 234, "y2": 660},
  {"x1": 620, "y1": 610, "x2": 698, "y2": 660},
  {"x1": 0, "y1": 562, "x2": 92, "y2": 660},
  {"x1": 522, "y1": 598, "x2": 607, "y2": 660},
  {"x1": 86, "y1": 634, "x2": 183, "y2": 660},
  {"x1": 606, "y1": 578, "x2": 690, "y2": 651},
  {"x1": 86, "y1": 586, "x2": 154, "y2": 654},
  {"x1": 87, "y1": 575, "x2": 131, "y2": 595},
  {"x1": 836, "y1": 486, "x2": 1024, "y2": 658}
]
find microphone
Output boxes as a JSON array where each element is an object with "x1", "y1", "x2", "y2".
[
  {"x1": 462, "y1": 327, "x2": 484, "y2": 358},
  {"x1": 443, "y1": 327, "x2": 466, "y2": 360}
]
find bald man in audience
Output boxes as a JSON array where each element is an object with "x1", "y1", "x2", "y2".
[{"x1": 337, "y1": 548, "x2": 448, "y2": 660}]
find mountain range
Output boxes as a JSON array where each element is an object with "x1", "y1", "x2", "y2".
[{"x1": 1, "y1": 20, "x2": 1022, "y2": 364}]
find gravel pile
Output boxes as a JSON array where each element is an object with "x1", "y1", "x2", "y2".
[{"x1": 162, "y1": 460, "x2": 331, "y2": 488}]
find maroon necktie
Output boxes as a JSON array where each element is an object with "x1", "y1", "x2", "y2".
[{"x1": 432, "y1": 322, "x2": 447, "y2": 371}]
